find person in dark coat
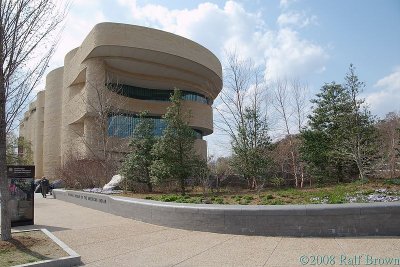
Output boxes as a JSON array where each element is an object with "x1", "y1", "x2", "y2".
[{"x1": 40, "y1": 176, "x2": 50, "y2": 198}]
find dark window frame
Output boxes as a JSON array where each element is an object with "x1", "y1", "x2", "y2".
[{"x1": 106, "y1": 83, "x2": 211, "y2": 105}]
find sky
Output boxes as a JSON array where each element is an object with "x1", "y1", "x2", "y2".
[{"x1": 43, "y1": 0, "x2": 400, "y2": 157}]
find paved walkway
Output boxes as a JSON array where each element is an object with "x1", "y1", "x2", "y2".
[{"x1": 12, "y1": 194, "x2": 400, "y2": 266}]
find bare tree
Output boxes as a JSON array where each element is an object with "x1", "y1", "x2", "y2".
[
  {"x1": 376, "y1": 112, "x2": 400, "y2": 178},
  {"x1": 63, "y1": 77, "x2": 129, "y2": 187},
  {"x1": 271, "y1": 78, "x2": 309, "y2": 187},
  {"x1": 0, "y1": 0, "x2": 67, "y2": 240},
  {"x1": 291, "y1": 79, "x2": 309, "y2": 187},
  {"x1": 272, "y1": 79, "x2": 298, "y2": 186},
  {"x1": 291, "y1": 79, "x2": 309, "y2": 133},
  {"x1": 215, "y1": 52, "x2": 271, "y2": 190}
]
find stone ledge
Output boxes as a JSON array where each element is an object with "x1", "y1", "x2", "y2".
[
  {"x1": 13, "y1": 228, "x2": 81, "y2": 267},
  {"x1": 53, "y1": 189, "x2": 400, "y2": 237}
]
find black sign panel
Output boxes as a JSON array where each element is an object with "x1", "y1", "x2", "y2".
[{"x1": 7, "y1": 165, "x2": 35, "y2": 227}]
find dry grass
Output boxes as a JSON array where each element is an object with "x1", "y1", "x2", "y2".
[
  {"x1": 0, "y1": 231, "x2": 68, "y2": 267},
  {"x1": 117, "y1": 179, "x2": 400, "y2": 205}
]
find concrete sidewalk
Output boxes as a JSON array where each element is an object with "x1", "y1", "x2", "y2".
[{"x1": 12, "y1": 194, "x2": 400, "y2": 266}]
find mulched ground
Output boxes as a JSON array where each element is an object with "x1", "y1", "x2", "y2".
[{"x1": 0, "y1": 230, "x2": 68, "y2": 267}]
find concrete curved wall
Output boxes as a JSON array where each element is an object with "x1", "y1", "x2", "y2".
[
  {"x1": 43, "y1": 67, "x2": 64, "y2": 178},
  {"x1": 64, "y1": 23, "x2": 222, "y2": 99},
  {"x1": 20, "y1": 93, "x2": 45, "y2": 177},
  {"x1": 34, "y1": 91, "x2": 45, "y2": 177},
  {"x1": 53, "y1": 190, "x2": 400, "y2": 237},
  {"x1": 21, "y1": 22, "x2": 222, "y2": 177}
]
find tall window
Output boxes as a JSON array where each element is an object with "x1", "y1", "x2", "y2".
[
  {"x1": 106, "y1": 83, "x2": 210, "y2": 105},
  {"x1": 108, "y1": 113, "x2": 203, "y2": 139}
]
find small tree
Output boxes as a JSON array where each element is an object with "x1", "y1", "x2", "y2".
[
  {"x1": 301, "y1": 65, "x2": 378, "y2": 183},
  {"x1": 230, "y1": 106, "x2": 271, "y2": 189},
  {"x1": 208, "y1": 156, "x2": 233, "y2": 192},
  {"x1": 215, "y1": 52, "x2": 272, "y2": 190},
  {"x1": 301, "y1": 82, "x2": 355, "y2": 183},
  {"x1": 150, "y1": 89, "x2": 201, "y2": 195},
  {"x1": 341, "y1": 65, "x2": 378, "y2": 181},
  {"x1": 194, "y1": 157, "x2": 210, "y2": 194},
  {"x1": 120, "y1": 111, "x2": 156, "y2": 192},
  {"x1": 6, "y1": 134, "x2": 33, "y2": 165}
]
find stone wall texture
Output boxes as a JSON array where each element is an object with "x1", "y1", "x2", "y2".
[
  {"x1": 19, "y1": 22, "x2": 222, "y2": 178},
  {"x1": 53, "y1": 189, "x2": 400, "y2": 237}
]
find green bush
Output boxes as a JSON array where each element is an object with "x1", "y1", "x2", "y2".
[
  {"x1": 328, "y1": 194, "x2": 345, "y2": 204},
  {"x1": 212, "y1": 197, "x2": 224, "y2": 204},
  {"x1": 232, "y1": 195, "x2": 242, "y2": 202},
  {"x1": 243, "y1": 195, "x2": 253, "y2": 201},
  {"x1": 186, "y1": 197, "x2": 203, "y2": 204},
  {"x1": 385, "y1": 179, "x2": 400, "y2": 185},
  {"x1": 271, "y1": 177, "x2": 285, "y2": 187},
  {"x1": 160, "y1": 194, "x2": 179, "y2": 202}
]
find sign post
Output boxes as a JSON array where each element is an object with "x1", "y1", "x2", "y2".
[{"x1": 7, "y1": 165, "x2": 35, "y2": 227}]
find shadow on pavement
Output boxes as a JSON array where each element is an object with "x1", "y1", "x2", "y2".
[{"x1": 14, "y1": 225, "x2": 70, "y2": 232}]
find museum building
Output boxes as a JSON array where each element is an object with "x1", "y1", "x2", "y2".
[{"x1": 19, "y1": 22, "x2": 223, "y2": 178}]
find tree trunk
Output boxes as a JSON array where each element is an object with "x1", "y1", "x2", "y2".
[
  {"x1": 290, "y1": 149, "x2": 298, "y2": 187},
  {"x1": 251, "y1": 177, "x2": 257, "y2": 190},
  {"x1": 147, "y1": 182, "x2": 153, "y2": 192},
  {"x1": 0, "y1": 71, "x2": 11, "y2": 241},
  {"x1": 337, "y1": 164, "x2": 344, "y2": 183},
  {"x1": 300, "y1": 163, "x2": 305, "y2": 188},
  {"x1": 180, "y1": 177, "x2": 185, "y2": 195},
  {"x1": 356, "y1": 157, "x2": 365, "y2": 182},
  {"x1": 355, "y1": 141, "x2": 365, "y2": 182},
  {"x1": 0, "y1": 160, "x2": 11, "y2": 241},
  {"x1": 145, "y1": 168, "x2": 152, "y2": 192}
]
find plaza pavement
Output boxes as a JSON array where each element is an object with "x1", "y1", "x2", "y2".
[{"x1": 10, "y1": 194, "x2": 400, "y2": 266}]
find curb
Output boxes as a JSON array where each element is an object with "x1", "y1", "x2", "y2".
[{"x1": 53, "y1": 189, "x2": 400, "y2": 237}]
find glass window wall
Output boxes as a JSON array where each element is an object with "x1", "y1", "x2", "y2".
[
  {"x1": 106, "y1": 83, "x2": 210, "y2": 105},
  {"x1": 108, "y1": 113, "x2": 203, "y2": 139}
]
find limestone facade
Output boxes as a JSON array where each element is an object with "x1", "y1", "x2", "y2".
[{"x1": 19, "y1": 22, "x2": 222, "y2": 178}]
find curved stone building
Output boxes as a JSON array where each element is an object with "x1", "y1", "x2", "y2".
[{"x1": 19, "y1": 22, "x2": 222, "y2": 178}]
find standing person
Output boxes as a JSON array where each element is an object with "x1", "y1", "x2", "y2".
[
  {"x1": 40, "y1": 177, "x2": 49, "y2": 198},
  {"x1": 8, "y1": 180, "x2": 17, "y2": 197}
]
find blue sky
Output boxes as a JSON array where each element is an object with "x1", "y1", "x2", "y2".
[{"x1": 48, "y1": 0, "x2": 400, "y2": 157}]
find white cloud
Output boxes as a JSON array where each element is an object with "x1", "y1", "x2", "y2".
[
  {"x1": 375, "y1": 67, "x2": 400, "y2": 89},
  {"x1": 30, "y1": 2, "x2": 108, "y2": 93},
  {"x1": 51, "y1": 5, "x2": 106, "y2": 69},
  {"x1": 264, "y1": 28, "x2": 328, "y2": 80},
  {"x1": 117, "y1": 1, "x2": 265, "y2": 60},
  {"x1": 280, "y1": 0, "x2": 298, "y2": 9},
  {"x1": 117, "y1": 0, "x2": 328, "y2": 81},
  {"x1": 277, "y1": 11, "x2": 317, "y2": 28},
  {"x1": 365, "y1": 66, "x2": 400, "y2": 117}
]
